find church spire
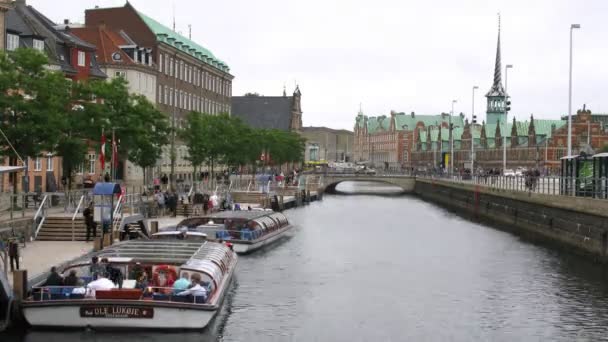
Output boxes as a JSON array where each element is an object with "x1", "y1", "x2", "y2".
[{"x1": 486, "y1": 13, "x2": 505, "y2": 97}]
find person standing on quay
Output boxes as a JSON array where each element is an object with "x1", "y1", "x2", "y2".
[
  {"x1": 83, "y1": 202, "x2": 96, "y2": 242},
  {"x1": 8, "y1": 239, "x2": 19, "y2": 272}
]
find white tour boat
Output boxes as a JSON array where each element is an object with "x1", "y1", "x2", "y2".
[
  {"x1": 21, "y1": 239, "x2": 237, "y2": 330},
  {"x1": 157, "y1": 211, "x2": 293, "y2": 254}
]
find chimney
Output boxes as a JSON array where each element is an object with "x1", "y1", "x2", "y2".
[{"x1": 64, "y1": 19, "x2": 69, "y2": 25}]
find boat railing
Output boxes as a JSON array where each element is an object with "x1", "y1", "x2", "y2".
[
  {"x1": 159, "y1": 224, "x2": 284, "y2": 242},
  {"x1": 142, "y1": 286, "x2": 210, "y2": 304}
]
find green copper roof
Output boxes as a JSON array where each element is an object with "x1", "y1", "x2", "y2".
[
  {"x1": 137, "y1": 10, "x2": 230, "y2": 72},
  {"x1": 534, "y1": 119, "x2": 565, "y2": 138}
]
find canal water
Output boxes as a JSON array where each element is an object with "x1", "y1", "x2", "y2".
[{"x1": 5, "y1": 181, "x2": 608, "y2": 341}]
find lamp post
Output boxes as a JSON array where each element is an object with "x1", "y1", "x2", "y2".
[
  {"x1": 503, "y1": 64, "x2": 513, "y2": 173},
  {"x1": 471, "y1": 86, "x2": 479, "y2": 174},
  {"x1": 567, "y1": 24, "x2": 581, "y2": 157},
  {"x1": 450, "y1": 99, "x2": 457, "y2": 176}
]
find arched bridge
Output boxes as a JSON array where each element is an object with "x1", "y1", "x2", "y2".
[{"x1": 320, "y1": 174, "x2": 416, "y2": 194}]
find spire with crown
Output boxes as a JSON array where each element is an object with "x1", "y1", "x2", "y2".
[{"x1": 485, "y1": 14, "x2": 508, "y2": 126}]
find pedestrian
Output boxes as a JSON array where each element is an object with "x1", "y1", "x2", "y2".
[
  {"x1": 8, "y1": 239, "x2": 19, "y2": 272},
  {"x1": 83, "y1": 202, "x2": 96, "y2": 242},
  {"x1": 104, "y1": 172, "x2": 110, "y2": 183}
]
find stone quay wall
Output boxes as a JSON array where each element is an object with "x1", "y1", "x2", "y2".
[{"x1": 414, "y1": 178, "x2": 608, "y2": 262}]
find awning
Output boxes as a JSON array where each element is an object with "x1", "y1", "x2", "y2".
[
  {"x1": 92, "y1": 182, "x2": 121, "y2": 195},
  {"x1": 0, "y1": 166, "x2": 25, "y2": 174}
]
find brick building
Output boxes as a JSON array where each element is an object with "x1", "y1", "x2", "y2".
[{"x1": 85, "y1": 2, "x2": 234, "y2": 183}]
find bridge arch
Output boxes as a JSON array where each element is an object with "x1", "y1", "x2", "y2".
[{"x1": 320, "y1": 175, "x2": 415, "y2": 194}]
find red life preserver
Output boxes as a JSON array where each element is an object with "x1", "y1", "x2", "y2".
[{"x1": 152, "y1": 265, "x2": 177, "y2": 291}]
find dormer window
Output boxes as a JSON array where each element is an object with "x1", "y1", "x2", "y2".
[
  {"x1": 77, "y1": 51, "x2": 85, "y2": 67},
  {"x1": 33, "y1": 39, "x2": 44, "y2": 51},
  {"x1": 7, "y1": 34, "x2": 19, "y2": 51}
]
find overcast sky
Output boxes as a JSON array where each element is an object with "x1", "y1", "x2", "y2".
[{"x1": 30, "y1": 0, "x2": 608, "y2": 130}]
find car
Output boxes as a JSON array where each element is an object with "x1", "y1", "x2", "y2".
[
  {"x1": 504, "y1": 169, "x2": 515, "y2": 177},
  {"x1": 515, "y1": 169, "x2": 523, "y2": 177}
]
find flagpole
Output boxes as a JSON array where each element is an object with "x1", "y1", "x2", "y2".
[{"x1": 112, "y1": 128, "x2": 115, "y2": 182}]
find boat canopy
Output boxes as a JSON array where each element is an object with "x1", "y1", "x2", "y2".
[{"x1": 180, "y1": 242, "x2": 233, "y2": 289}]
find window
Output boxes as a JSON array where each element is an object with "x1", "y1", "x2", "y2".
[
  {"x1": 186, "y1": 65, "x2": 190, "y2": 83},
  {"x1": 165, "y1": 56, "x2": 169, "y2": 75},
  {"x1": 179, "y1": 61, "x2": 183, "y2": 80},
  {"x1": 170, "y1": 58, "x2": 174, "y2": 76},
  {"x1": 33, "y1": 39, "x2": 44, "y2": 51},
  {"x1": 46, "y1": 154, "x2": 53, "y2": 171},
  {"x1": 164, "y1": 86, "x2": 169, "y2": 105},
  {"x1": 115, "y1": 71, "x2": 126, "y2": 78},
  {"x1": 158, "y1": 85, "x2": 163, "y2": 104},
  {"x1": 77, "y1": 51, "x2": 86, "y2": 67},
  {"x1": 34, "y1": 157, "x2": 41, "y2": 171},
  {"x1": 6, "y1": 34, "x2": 19, "y2": 51},
  {"x1": 88, "y1": 153, "x2": 96, "y2": 174},
  {"x1": 159, "y1": 53, "x2": 163, "y2": 72}
]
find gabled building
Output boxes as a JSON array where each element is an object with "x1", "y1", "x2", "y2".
[
  {"x1": 85, "y1": 2, "x2": 233, "y2": 183},
  {"x1": 231, "y1": 86, "x2": 303, "y2": 132},
  {"x1": 7, "y1": 0, "x2": 106, "y2": 81},
  {"x1": 71, "y1": 25, "x2": 158, "y2": 185}
]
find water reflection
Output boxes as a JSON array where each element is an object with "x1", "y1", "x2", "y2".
[
  {"x1": 334, "y1": 180, "x2": 404, "y2": 195},
  {"x1": 4, "y1": 186, "x2": 608, "y2": 341}
]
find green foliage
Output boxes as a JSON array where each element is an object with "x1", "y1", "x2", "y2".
[
  {"x1": 182, "y1": 112, "x2": 305, "y2": 172},
  {"x1": 601, "y1": 144, "x2": 608, "y2": 153}
]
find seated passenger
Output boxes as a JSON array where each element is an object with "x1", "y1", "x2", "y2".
[
  {"x1": 89, "y1": 256, "x2": 104, "y2": 280},
  {"x1": 43, "y1": 267, "x2": 64, "y2": 287},
  {"x1": 105, "y1": 263, "x2": 124, "y2": 289},
  {"x1": 177, "y1": 273, "x2": 207, "y2": 298},
  {"x1": 63, "y1": 269, "x2": 82, "y2": 286},
  {"x1": 173, "y1": 272, "x2": 190, "y2": 294}
]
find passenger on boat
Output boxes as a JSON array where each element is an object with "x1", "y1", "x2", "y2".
[
  {"x1": 43, "y1": 267, "x2": 64, "y2": 287},
  {"x1": 89, "y1": 256, "x2": 104, "y2": 280},
  {"x1": 173, "y1": 273, "x2": 190, "y2": 294},
  {"x1": 136, "y1": 270, "x2": 149, "y2": 290},
  {"x1": 105, "y1": 262, "x2": 124, "y2": 289},
  {"x1": 176, "y1": 273, "x2": 207, "y2": 299},
  {"x1": 63, "y1": 270, "x2": 82, "y2": 286}
]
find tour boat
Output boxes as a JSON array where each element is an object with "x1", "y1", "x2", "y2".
[
  {"x1": 157, "y1": 211, "x2": 293, "y2": 254},
  {"x1": 20, "y1": 239, "x2": 237, "y2": 330}
]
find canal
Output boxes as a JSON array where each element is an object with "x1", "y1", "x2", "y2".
[{"x1": 5, "y1": 181, "x2": 608, "y2": 341}]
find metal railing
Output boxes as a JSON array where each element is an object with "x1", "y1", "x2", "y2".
[
  {"x1": 71, "y1": 195, "x2": 85, "y2": 241},
  {"x1": 33, "y1": 195, "x2": 48, "y2": 239},
  {"x1": 112, "y1": 194, "x2": 124, "y2": 234},
  {"x1": 420, "y1": 174, "x2": 608, "y2": 198}
]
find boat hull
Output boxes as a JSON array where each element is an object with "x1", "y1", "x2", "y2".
[{"x1": 23, "y1": 304, "x2": 216, "y2": 329}]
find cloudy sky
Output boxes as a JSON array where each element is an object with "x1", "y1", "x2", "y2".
[{"x1": 30, "y1": 0, "x2": 608, "y2": 130}]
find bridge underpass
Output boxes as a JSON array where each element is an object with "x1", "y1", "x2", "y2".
[{"x1": 320, "y1": 174, "x2": 415, "y2": 194}]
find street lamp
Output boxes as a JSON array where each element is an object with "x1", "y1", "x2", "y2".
[
  {"x1": 450, "y1": 99, "x2": 457, "y2": 176},
  {"x1": 503, "y1": 64, "x2": 513, "y2": 173},
  {"x1": 471, "y1": 86, "x2": 479, "y2": 174},
  {"x1": 567, "y1": 24, "x2": 581, "y2": 157}
]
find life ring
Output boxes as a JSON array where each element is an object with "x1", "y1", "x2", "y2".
[{"x1": 152, "y1": 265, "x2": 177, "y2": 289}]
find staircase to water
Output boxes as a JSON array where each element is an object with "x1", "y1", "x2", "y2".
[{"x1": 36, "y1": 217, "x2": 87, "y2": 241}]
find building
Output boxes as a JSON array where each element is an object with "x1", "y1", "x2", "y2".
[
  {"x1": 0, "y1": 0, "x2": 12, "y2": 50},
  {"x1": 71, "y1": 25, "x2": 158, "y2": 185},
  {"x1": 353, "y1": 110, "x2": 460, "y2": 170},
  {"x1": 85, "y1": 2, "x2": 234, "y2": 183},
  {"x1": 231, "y1": 87, "x2": 303, "y2": 132},
  {"x1": 300, "y1": 126, "x2": 353, "y2": 163},
  {"x1": 2, "y1": 0, "x2": 107, "y2": 192},
  {"x1": 409, "y1": 22, "x2": 608, "y2": 173}
]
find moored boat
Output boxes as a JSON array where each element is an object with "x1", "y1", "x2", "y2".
[
  {"x1": 20, "y1": 239, "x2": 237, "y2": 330},
  {"x1": 156, "y1": 211, "x2": 293, "y2": 254}
]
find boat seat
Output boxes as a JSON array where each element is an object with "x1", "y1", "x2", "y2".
[
  {"x1": 240, "y1": 230, "x2": 252, "y2": 240},
  {"x1": 152, "y1": 293, "x2": 170, "y2": 301},
  {"x1": 96, "y1": 289, "x2": 143, "y2": 300},
  {"x1": 70, "y1": 293, "x2": 85, "y2": 299},
  {"x1": 170, "y1": 295, "x2": 193, "y2": 303}
]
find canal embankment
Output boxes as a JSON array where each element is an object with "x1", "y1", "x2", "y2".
[{"x1": 414, "y1": 178, "x2": 608, "y2": 262}]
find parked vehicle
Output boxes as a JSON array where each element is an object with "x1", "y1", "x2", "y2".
[{"x1": 504, "y1": 169, "x2": 516, "y2": 177}]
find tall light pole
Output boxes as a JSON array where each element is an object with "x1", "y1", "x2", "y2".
[
  {"x1": 471, "y1": 86, "x2": 479, "y2": 174},
  {"x1": 450, "y1": 99, "x2": 457, "y2": 176},
  {"x1": 503, "y1": 64, "x2": 513, "y2": 172},
  {"x1": 568, "y1": 24, "x2": 581, "y2": 157}
]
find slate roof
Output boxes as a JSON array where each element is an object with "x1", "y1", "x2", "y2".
[
  {"x1": 7, "y1": 2, "x2": 106, "y2": 79},
  {"x1": 136, "y1": 10, "x2": 229, "y2": 73},
  {"x1": 231, "y1": 96, "x2": 293, "y2": 131}
]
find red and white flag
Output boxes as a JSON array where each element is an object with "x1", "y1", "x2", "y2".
[
  {"x1": 112, "y1": 136, "x2": 118, "y2": 168},
  {"x1": 99, "y1": 133, "x2": 106, "y2": 170}
]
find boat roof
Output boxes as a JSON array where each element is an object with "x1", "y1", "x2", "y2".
[{"x1": 204, "y1": 211, "x2": 271, "y2": 220}]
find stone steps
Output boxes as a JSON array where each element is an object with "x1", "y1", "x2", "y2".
[{"x1": 37, "y1": 216, "x2": 89, "y2": 241}]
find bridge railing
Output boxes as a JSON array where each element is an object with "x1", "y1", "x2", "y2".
[{"x1": 418, "y1": 173, "x2": 608, "y2": 199}]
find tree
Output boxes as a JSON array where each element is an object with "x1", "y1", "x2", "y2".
[
  {"x1": 181, "y1": 111, "x2": 209, "y2": 181},
  {"x1": 80, "y1": 79, "x2": 170, "y2": 183},
  {"x1": 0, "y1": 48, "x2": 72, "y2": 192}
]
